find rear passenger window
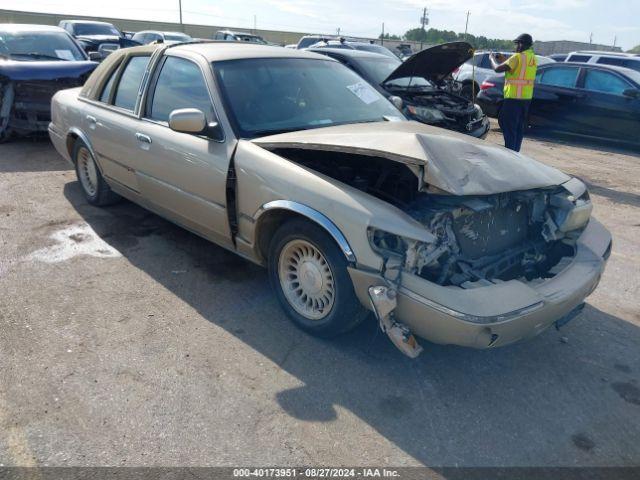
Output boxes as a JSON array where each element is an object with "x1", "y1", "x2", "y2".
[
  {"x1": 584, "y1": 70, "x2": 630, "y2": 95},
  {"x1": 540, "y1": 67, "x2": 579, "y2": 88},
  {"x1": 147, "y1": 56, "x2": 214, "y2": 123},
  {"x1": 113, "y1": 55, "x2": 150, "y2": 111},
  {"x1": 567, "y1": 55, "x2": 591, "y2": 62},
  {"x1": 99, "y1": 65, "x2": 119, "y2": 103}
]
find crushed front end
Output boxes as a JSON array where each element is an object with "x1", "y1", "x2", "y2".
[
  {"x1": 402, "y1": 91, "x2": 490, "y2": 139},
  {"x1": 359, "y1": 178, "x2": 611, "y2": 352}
]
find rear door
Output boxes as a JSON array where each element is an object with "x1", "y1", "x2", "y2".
[
  {"x1": 529, "y1": 65, "x2": 583, "y2": 131},
  {"x1": 131, "y1": 53, "x2": 234, "y2": 246},
  {"x1": 577, "y1": 68, "x2": 640, "y2": 140},
  {"x1": 83, "y1": 53, "x2": 152, "y2": 192}
]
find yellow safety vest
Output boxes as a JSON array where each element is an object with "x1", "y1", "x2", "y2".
[{"x1": 504, "y1": 49, "x2": 537, "y2": 100}]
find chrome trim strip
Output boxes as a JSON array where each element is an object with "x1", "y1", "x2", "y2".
[
  {"x1": 399, "y1": 286, "x2": 545, "y2": 325},
  {"x1": 255, "y1": 200, "x2": 356, "y2": 263}
]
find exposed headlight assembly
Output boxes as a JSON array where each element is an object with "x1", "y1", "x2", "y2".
[
  {"x1": 367, "y1": 227, "x2": 448, "y2": 273},
  {"x1": 406, "y1": 105, "x2": 446, "y2": 123}
]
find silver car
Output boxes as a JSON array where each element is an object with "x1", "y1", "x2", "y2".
[
  {"x1": 455, "y1": 51, "x2": 554, "y2": 99},
  {"x1": 48, "y1": 43, "x2": 611, "y2": 357}
]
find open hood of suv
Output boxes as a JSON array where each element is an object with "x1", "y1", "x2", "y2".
[
  {"x1": 384, "y1": 41, "x2": 474, "y2": 85},
  {"x1": 253, "y1": 121, "x2": 570, "y2": 196}
]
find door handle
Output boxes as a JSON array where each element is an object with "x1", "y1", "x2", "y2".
[
  {"x1": 135, "y1": 133, "x2": 152, "y2": 144},
  {"x1": 86, "y1": 115, "x2": 96, "y2": 123}
]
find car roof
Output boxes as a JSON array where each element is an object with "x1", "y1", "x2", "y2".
[
  {"x1": 0, "y1": 23, "x2": 67, "y2": 33},
  {"x1": 124, "y1": 42, "x2": 333, "y2": 62},
  {"x1": 137, "y1": 30, "x2": 188, "y2": 35},
  {"x1": 62, "y1": 20, "x2": 115, "y2": 25},
  {"x1": 570, "y1": 50, "x2": 632, "y2": 57},
  {"x1": 309, "y1": 47, "x2": 394, "y2": 60}
]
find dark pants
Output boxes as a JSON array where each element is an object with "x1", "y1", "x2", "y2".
[{"x1": 498, "y1": 99, "x2": 531, "y2": 152}]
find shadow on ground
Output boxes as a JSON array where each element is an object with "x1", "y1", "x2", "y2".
[
  {"x1": 63, "y1": 182, "x2": 640, "y2": 467},
  {"x1": 0, "y1": 137, "x2": 70, "y2": 173}
]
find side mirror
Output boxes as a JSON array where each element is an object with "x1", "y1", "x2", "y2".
[
  {"x1": 88, "y1": 51, "x2": 102, "y2": 61},
  {"x1": 388, "y1": 95, "x2": 403, "y2": 110},
  {"x1": 623, "y1": 88, "x2": 640, "y2": 99},
  {"x1": 169, "y1": 108, "x2": 207, "y2": 134}
]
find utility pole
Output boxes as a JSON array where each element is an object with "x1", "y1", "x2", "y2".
[
  {"x1": 381, "y1": 22, "x2": 384, "y2": 45},
  {"x1": 464, "y1": 10, "x2": 470, "y2": 40},
  {"x1": 420, "y1": 7, "x2": 429, "y2": 30},
  {"x1": 420, "y1": 6, "x2": 429, "y2": 51},
  {"x1": 589, "y1": 32, "x2": 593, "y2": 44},
  {"x1": 253, "y1": 15, "x2": 257, "y2": 34},
  {"x1": 178, "y1": 0, "x2": 183, "y2": 32},
  {"x1": 337, "y1": 27, "x2": 341, "y2": 36},
  {"x1": 613, "y1": 35, "x2": 617, "y2": 48}
]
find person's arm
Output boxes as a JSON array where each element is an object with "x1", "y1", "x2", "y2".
[{"x1": 490, "y1": 53, "x2": 516, "y2": 73}]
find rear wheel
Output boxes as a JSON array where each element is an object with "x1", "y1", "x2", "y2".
[
  {"x1": 268, "y1": 219, "x2": 368, "y2": 338},
  {"x1": 73, "y1": 139, "x2": 121, "y2": 206}
]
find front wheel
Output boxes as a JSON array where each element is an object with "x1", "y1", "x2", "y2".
[{"x1": 268, "y1": 219, "x2": 368, "y2": 338}]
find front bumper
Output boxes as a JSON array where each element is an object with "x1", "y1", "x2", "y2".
[{"x1": 349, "y1": 218, "x2": 611, "y2": 349}]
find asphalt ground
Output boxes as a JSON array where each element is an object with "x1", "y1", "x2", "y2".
[{"x1": 1, "y1": 123, "x2": 639, "y2": 468}]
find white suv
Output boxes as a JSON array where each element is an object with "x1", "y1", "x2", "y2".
[{"x1": 564, "y1": 51, "x2": 640, "y2": 72}]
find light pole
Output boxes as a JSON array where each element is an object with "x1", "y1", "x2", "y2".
[{"x1": 178, "y1": 0, "x2": 183, "y2": 32}]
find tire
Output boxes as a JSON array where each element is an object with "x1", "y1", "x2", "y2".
[
  {"x1": 72, "y1": 139, "x2": 121, "y2": 206},
  {"x1": 268, "y1": 218, "x2": 368, "y2": 338}
]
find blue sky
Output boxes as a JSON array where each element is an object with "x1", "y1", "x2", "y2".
[{"x1": 1, "y1": 0, "x2": 638, "y2": 49}]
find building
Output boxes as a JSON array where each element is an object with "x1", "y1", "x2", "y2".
[{"x1": 534, "y1": 40, "x2": 622, "y2": 56}]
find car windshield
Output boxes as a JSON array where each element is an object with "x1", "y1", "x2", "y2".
[
  {"x1": 355, "y1": 55, "x2": 431, "y2": 88},
  {"x1": 0, "y1": 31, "x2": 86, "y2": 61},
  {"x1": 74, "y1": 23, "x2": 120, "y2": 37},
  {"x1": 164, "y1": 33, "x2": 191, "y2": 42},
  {"x1": 214, "y1": 57, "x2": 404, "y2": 138}
]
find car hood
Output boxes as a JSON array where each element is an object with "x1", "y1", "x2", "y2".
[
  {"x1": 0, "y1": 59, "x2": 97, "y2": 81},
  {"x1": 253, "y1": 121, "x2": 570, "y2": 196},
  {"x1": 384, "y1": 41, "x2": 474, "y2": 85}
]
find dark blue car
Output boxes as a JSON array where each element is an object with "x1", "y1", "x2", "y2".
[
  {"x1": 0, "y1": 24, "x2": 98, "y2": 142},
  {"x1": 477, "y1": 62, "x2": 640, "y2": 146}
]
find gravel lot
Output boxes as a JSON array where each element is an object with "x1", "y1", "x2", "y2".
[{"x1": 1, "y1": 124, "x2": 639, "y2": 467}]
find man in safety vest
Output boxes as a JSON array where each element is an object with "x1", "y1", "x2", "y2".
[{"x1": 490, "y1": 33, "x2": 537, "y2": 152}]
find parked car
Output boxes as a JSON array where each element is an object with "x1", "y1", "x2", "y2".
[
  {"x1": 455, "y1": 51, "x2": 554, "y2": 99},
  {"x1": 476, "y1": 62, "x2": 640, "y2": 146},
  {"x1": 0, "y1": 24, "x2": 98, "y2": 142},
  {"x1": 59, "y1": 20, "x2": 140, "y2": 58},
  {"x1": 308, "y1": 39, "x2": 399, "y2": 59},
  {"x1": 295, "y1": 35, "x2": 336, "y2": 49},
  {"x1": 311, "y1": 42, "x2": 490, "y2": 138},
  {"x1": 213, "y1": 30, "x2": 267, "y2": 44},
  {"x1": 549, "y1": 53, "x2": 568, "y2": 62},
  {"x1": 49, "y1": 42, "x2": 610, "y2": 356},
  {"x1": 132, "y1": 31, "x2": 192, "y2": 45},
  {"x1": 564, "y1": 51, "x2": 640, "y2": 73}
]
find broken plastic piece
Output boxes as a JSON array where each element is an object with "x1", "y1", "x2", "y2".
[{"x1": 368, "y1": 285, "x2": 424, "y2": 358}]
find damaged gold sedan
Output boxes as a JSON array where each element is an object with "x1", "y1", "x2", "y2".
[{"x1": 49, "y1": 42, "x2": 612, "y2": 357}]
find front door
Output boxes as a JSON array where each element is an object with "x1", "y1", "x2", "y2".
[{"x1": 130, "y1": 54, "x2": 235, "y2": 247}]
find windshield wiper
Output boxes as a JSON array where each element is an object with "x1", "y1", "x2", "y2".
[{"x1": 11, "y1": 53, "x2": 68, "y2": 61}]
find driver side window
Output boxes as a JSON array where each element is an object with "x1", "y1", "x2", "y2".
[{"x1": 146, "y1": 56, "x2": 215, "y2": 123}]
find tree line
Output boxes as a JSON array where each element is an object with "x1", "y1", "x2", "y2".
[{"x1": 381, "y1": 27, "x2": 523, "y2": 50}]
